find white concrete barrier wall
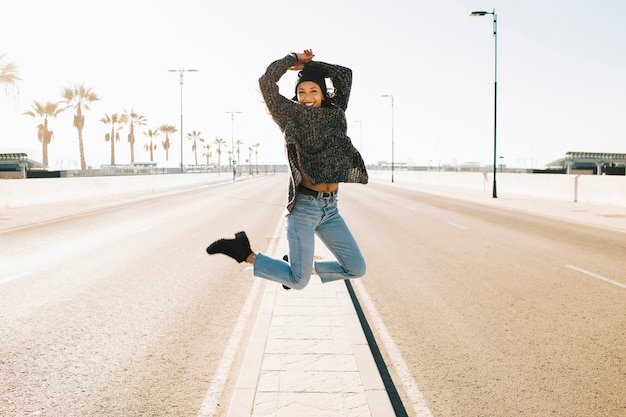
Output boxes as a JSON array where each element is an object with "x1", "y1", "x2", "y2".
[
  {"x1": 0, "y1": 173, "x2": 229, "y2": 209},
  {"x1": 369, "y1": 170, "x2": 626, "y2": 207},
  {"x1": 577, "y1": 174, "x2": 626, "y2": 206},
  {"x1": 1, "y1": 171, "x2": 624, "y2": 209}
]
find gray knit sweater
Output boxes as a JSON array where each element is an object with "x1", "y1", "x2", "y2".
[{"x1": 259, "y1": 54, "x2": 368, "y2": 212}]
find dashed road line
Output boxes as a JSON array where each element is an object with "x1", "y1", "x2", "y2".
[
  {"x1": 0, "y1": 271, "x2": 35, "y2": 285},
  {"x1": 446, "y1": 220, "x2": 468, "y2": 230},
  {"x1": 565, "y1": 264, "x2": 626, "y2": 290},
  {"x1": 132, "y1": 226, "x2": 154, "y2": 235}
]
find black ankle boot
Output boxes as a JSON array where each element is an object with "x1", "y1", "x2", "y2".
[{"x1": 206, "y1": 231, "x2": 252, "y2": 263}]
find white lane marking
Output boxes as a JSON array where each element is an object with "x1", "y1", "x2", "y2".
[
  {"x1": 446, "y1": 221, "x2": 468, "y2": 230},
  {"x1": 197, "y1": 218, "x2": 284, "y2": 417},
  {"x1": 132, "y1": 226, "x2": 154, "y2": 235},
  {"x1": 565, "y1": 265, "x2": 626, "y2": 290},
  {"x1": 353, "y1": 280, "x2": 435, "y2": 417},
  {"x1": 196, "y1": 279, "x2": 262, "y2": 417},
  {"x1": 0, "y1": 271, "x2": 35, "y2": 285}
]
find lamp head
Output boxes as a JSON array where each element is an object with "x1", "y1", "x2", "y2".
[{"x1": 470, "y1": 11, "x2": 488, "y2": 16}]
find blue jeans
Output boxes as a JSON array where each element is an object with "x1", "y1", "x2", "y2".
[{"x1": 253, "y1": 192, "x2": 366, "y2": 290}]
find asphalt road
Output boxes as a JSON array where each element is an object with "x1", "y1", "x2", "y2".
[
  {"x1": 1, "y1": 174, "x2": 625, "y2": 416},
  {"x1": 0, "y1": 176, "x2": 286, "y2": 416},
  {"x1": 343, "y1": 180, "x2": 626, "y2": 417}
]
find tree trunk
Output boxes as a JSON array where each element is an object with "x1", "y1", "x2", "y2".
[
  {"x1": 75, "y1": 104, "x2": 87, "y2": 170},
  {"x1": 110, "y1": 126, "x2": 115, "y2": 165},
  {"x1": 129, "y1": 124, "x2": 135, "y2": 164},
  {"x1": 42, "y1": 140, "x2": 48, "y2": 168},
  {"x1": 41, "y1": 120, "x2": 51, "y2": 168}
]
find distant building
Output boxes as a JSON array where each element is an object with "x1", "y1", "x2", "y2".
[
  {"x1": 0, "y1": 153, "x2": 46, "y2": 178},
  {"x1": 545, "y1": 152, "x2": 626, "y2": 175}
]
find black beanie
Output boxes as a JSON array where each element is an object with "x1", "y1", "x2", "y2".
[{"x1": 294, "y1": 65, "x2": 328, "y2": 99}]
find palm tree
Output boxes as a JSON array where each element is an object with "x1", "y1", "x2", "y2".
[
  {"x1": 0, "y1": 54, "x2": 21, "y2": 98},
  {"x1": 124, "y1": 109, "x2": 147, "y2": 164},
  {"x1": 213, "y1": 138, "x2": 226, "y2": 169},
  {"x1": 247, "y1": 146, "x2": 254, "y2": 175},
  {"x1": 143, "y1": 129, "x2": 160, "y2": 162},
  {"x1": 252, "y1": 143, "x2": 260, "y2": 174},
  {"x1": 159, "y1": 124, "x2": 177, "y2": 162},
  {"x1": 186, "y1": 130, "x2": 204, "y2": 165},
  {"x1": 23, "y1": 101, "x2": 65, "y2": 167},
  {"x1": 202, "y1": 143, "x2": 212, "y2": 166},
  {"x1": 235, "y1": 139, "x2": 244, "y2": 167},
  {"x1": 100, "y1": 113, "x2": 127, "y2": 165},
  {"x1": 61, "y1": 83, "x2": 100, "y2": 170}
]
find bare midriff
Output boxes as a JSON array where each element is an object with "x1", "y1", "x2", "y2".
[{"x1": 300, "y1": 171, "x2": 338, "y2": 193}]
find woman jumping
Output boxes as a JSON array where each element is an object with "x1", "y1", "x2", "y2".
[{"x1": 206, "y1": 49, "x2": 368, "y2": 290}]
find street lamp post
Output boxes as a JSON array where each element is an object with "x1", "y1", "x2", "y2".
[
  {"x1": 471, "y1": 8, "x2": 498, "y2": 198},
  {"x1": 381, "y1": 94, "x2": 395, "y2": 183},
  {"x1": 225, "y1": 111, "x2": 242, "y2": 180},
  {"x1": 168, "y1": 68, "x2": 198, "y2": 173}
]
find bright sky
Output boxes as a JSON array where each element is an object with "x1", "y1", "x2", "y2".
[{"x1": 1, "y1": 0, "x2": 625, "y2": 169}]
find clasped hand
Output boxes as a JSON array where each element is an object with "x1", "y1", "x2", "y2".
[{"x1": 290, "y1": 49, "x2": 314, "y2": 71}]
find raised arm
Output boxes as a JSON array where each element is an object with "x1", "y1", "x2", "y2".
[
  {"x1": 258, "y1": 54, "x2": 299, "y2": 123},
  {"x1": 308, "y1": 60, "x2": 352, "y2": 111}
]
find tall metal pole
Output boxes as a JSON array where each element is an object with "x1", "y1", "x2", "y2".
[
  {"x1": 471, "y1": 9, "x2": 498, "y2": 198},
  {"x1": 168, "y1": 68, "x2": 198, "y2": 173},
  {"x1": 492, "y1": 10, "x2": 498, "y2": 198},
  {"x1": 225, "y1": 111, "x2": 241, "y2": 180},
  {"x1": 178, "y1": 72, "x2": 183, "y2": 172},
  {"x1": 381, "y1": 94, "x2": 395, "y2": 183}
]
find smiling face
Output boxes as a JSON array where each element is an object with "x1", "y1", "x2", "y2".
[{"x1": 297, "y1": 81, "x2": 324, "y2": 107}]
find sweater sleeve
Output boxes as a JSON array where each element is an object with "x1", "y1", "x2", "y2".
[
  {"x1": 258, "y1": 54, "x2": 299, "y2": 130},
  {"x1": 308, "y1": 61, "x2": 352, "y2": 111}
]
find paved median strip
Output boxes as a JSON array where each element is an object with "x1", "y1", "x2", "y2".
[{"x1": 221, "y1": 217, "x2": 398, "y2": 416}]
